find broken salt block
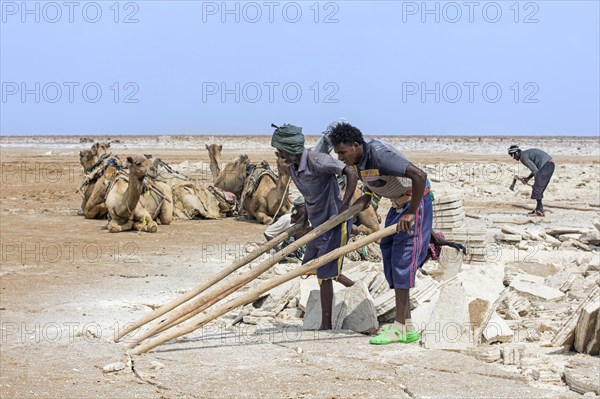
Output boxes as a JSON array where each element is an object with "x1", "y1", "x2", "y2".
[
  {"x1": 574, "y1": 298, "x2": 600, "y2": 354},
  {"x1": 532, "y1": 369, "x2": 563, "y2": 384},
  {"x1": 580, "y1": 230, "x2": 600, "y2": 246},
  {"x1": 546, "y1": 227, "x2": 587, "y2": 236},
  {"x1": 571, "y1": 240, "x2": 593, "y2": 252},
  {"x1": 516, "y1": 241, "x2": 528, "y2": 250},
  {"x1": 503, "y1": 263, "x2": 520, "y2": 286},
  {"x1": 576, "y1": 253, "x2": 593, "y2": 269},
  {"x1": 339, "y1": 282, "x2": 378, "y2": 334},
  {"x1": 559, "y1": 274, "x2": 581, "y2": 293},
  {"x1": 287, "y1": 297, "x2": 299, "y2": 309},
  {"x1": 494, "y1": 233, "x2": 522, "y2": 243},
  {"x1": 438, "y1": 246, "x2": 463, "y2": 280},
  {"x1": 483, "y1": 313, "x2": 514, "y2": 344},
  {"x1": 510, "y1": 274, "x2": 565, "y2": 301},
  {"x1": 473, "y1": 346, "x2": 501, "y2": 363},
  {"x1": 586, "y1": 254, "x2": 600, "y2": 272},
  {"x1": 563, "y1": 360, "x2": 600, "y2": 395},
  {"x1": 585, "y1": 308, "x2": 600, "y2": 356},
  {"x1": 552, "y1": 287, "x2": 600, "y2": 349},
  {"x1": 501, "y1": 225, "x2": 523, "y2": 237},
  {"x1": 559, "y1": 233, "x2": 583, "y2": 242},
  {"x1": 303, "y1": 281, "x2": 378, "y2": 333},
  {"x1": 543, "y1": 234, "x2": 561, "y2": 247},
  {"x1": 103, "y1": 362, "x2": 126, "y2": 373},
  {"x1": 422, "y1": 280, "x2": 472, "y2": 350},
  {"x1": 281, "y1": 308, "x2": 303, "y2": 319}
]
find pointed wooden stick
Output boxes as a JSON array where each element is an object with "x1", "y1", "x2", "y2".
[
  {"x1": 115, "y1": 223, "x2": 304, "y2": 342},
  {"x1": 131, "y1": 223, "x2": 395, "y2": 355},
  {"x1": 126, "y1": 204, "x2": 362, "y2": 347}
]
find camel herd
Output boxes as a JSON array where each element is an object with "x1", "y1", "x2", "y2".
[{"x1": 77, "y1": 141, "x2": 380, "y2": 234}]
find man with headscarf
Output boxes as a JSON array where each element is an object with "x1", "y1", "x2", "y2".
[
  {"x1": 508, "y1": 145, "x2": 555, "y2": 217},
  {"x1": 271, "y1": 123, "x2": 359, "y2": 330},
  {"x1": 329, "y1": 122, "x2": 433, "y2": 345}
]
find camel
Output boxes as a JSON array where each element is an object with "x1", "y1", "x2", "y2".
[
  {"x1": 205, "y1": 144, "x2": 222, "y2": 181},
  {"x1": 214, "y1": 155, "x2": 291, "y2": 224},
  {"x1": 79, "y1": 142, "x2": 110, "y2": 172},
  {"x1": 345, "y1": 186, "x2": 380, "y2": 235},
  {"x1": 171, "y1": 181, "x2": 222, "y2": 220},
  {"x1": 205, "y1": 144, "x2": 238, "y2": 216},
  {"x1": 78, "y1": 142, "x2": 115, "y2": 219},
  {"x1": 152, "y1": 157, "x2": 222, "y2": 220},
  {"x1": 82, "y1": 160, "x2": 120, "y2": 219},
  {"x1": 105, "y1": 155, "x2": 173, "y2": 233}
]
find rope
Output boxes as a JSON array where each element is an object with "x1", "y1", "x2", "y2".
[{"x1": 268, "y1": 177, "x2": 291, "y2": 225}]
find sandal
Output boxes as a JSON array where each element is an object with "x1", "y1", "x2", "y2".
[
  {"x1": 369, "y1": 326, "x2": 420, "y2": 345},
  {"x1": 534, "y1": 210, "x2": 545, "y2": 217}
]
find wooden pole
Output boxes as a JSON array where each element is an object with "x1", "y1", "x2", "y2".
[
  {"x1": 126, "y1": 204, "x2": 362, "y2": 347},
  {"x1": 127, "y1": 276, "x2": 248, "y2": 348},
  {"x1": 115, "y1": 223, "x2": 303, "y2": 342},
  {"x1": 130, "y1": 223, "x2": 396, "y2": 355}
]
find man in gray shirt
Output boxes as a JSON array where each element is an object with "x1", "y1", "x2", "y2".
[
  {"x1": 508, "y1": 145, "x2": 555, "y2": 217},
  {"x1": 271, "y1": 123, "x2": 358, "y2": 330}
]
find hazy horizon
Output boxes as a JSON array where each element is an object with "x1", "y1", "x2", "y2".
[{"x1": 1, "y1": 132, "x2": 599, "y2": 138}]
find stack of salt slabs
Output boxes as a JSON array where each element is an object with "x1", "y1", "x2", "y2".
[
  {"x1": 432, "y1": 192, "x2": 487, "y2": 263},
  {"x1": 432, "y1": 192, "x2": 465, "y2": 230}
]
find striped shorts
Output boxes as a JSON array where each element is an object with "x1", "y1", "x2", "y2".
[{"x1": 380, "y1": 194, "x2": 433, "y2": 289}]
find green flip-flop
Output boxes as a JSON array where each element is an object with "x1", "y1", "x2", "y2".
[{"x1": 369, "y1": 326, "x2": 420, "y2": 345}]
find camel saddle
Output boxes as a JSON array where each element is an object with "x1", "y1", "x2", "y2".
[
  {"x1": 77, "y1": 153, "x2": 122, "y2": 196},
  {"x1": 240, "y1": 161, "x2": 278, "y2": 210}
]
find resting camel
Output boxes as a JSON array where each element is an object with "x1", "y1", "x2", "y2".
[
  {"x1": 205, "y1": 144, "x2": 223, "y2": 181},
  {"x1": 78, "y1": 142, "x2": 115, "y2": 219},
  {"x1": 214, "y1": 155, "x2": 291, "y2": 224},
  {"x1": 152, "y1": 157, "x2": 222, "y2": 220},
  {"x1": 105, "y1": 155, "x2": 173, "y2": 233},
  {"x1": 205, "y1": 144, "x2": 240, "y2": 216},
  {"x1": 79, "y1": 142, "x2": 110, "y2": 171}
]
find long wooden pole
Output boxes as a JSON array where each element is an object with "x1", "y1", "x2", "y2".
[
  {"x1": 126, "y1": 204, "x2": 362, "y2": 347},
  {"x1": 126, "y1": 276, "x2": 248, "y2": 348},
  {"x1": 131, "y1": 224, "x2": 395, "y2": 355},
  {"x1": 115, "y1": 223, "x2": 303, "y2": 342}
]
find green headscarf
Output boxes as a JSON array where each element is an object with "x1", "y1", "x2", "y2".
[{"x1": 271, "y1": 123, "x2": 304, "y2": 154}]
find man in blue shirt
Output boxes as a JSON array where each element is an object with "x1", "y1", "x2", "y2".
[
  {"x1": 271, "y1": 123, "x2": 359, "y2": 330},
  {"x1": 508, "y1": 145, "x2": 555, "y2": 217},
  {"x1": 329, "y1": 122, "x2": 433, "y2": 345}
]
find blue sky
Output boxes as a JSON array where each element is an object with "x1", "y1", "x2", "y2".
[{"x1": 1, "y1": 1, "x2": 599, "y2": 136}]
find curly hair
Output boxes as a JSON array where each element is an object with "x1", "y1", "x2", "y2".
[{"x1": 328, "y1": 122, "x2": 365, "y2": 146}]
